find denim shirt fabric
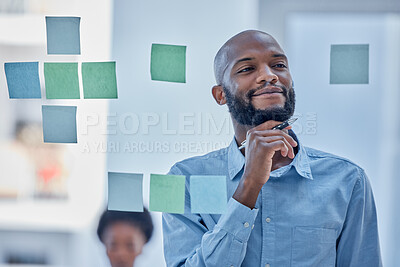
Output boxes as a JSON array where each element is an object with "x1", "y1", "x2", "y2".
[{"x1": 162, "y1": 133, "x2": 382, "y2": 267}]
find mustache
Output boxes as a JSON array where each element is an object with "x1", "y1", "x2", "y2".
[{"x1": 246, "y1": 82, "x2": 288, "y2": 98}]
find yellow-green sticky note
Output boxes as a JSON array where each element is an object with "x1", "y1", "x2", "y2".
[
  {"x1": 44, "y1": 62, "x2": 80, "y2": 99},
  {"x1": 149, "y1": 174, "x2": 185, "y2": 214},
  {"x1": 330, "y1": 44, "x2": 369, "y2": 84},
  {"x1": 150, "y1": 44, "x2": 186, "y2": 83},
  {"x1": 82, "y1": 62, "x2": 118, "y2": 99}
]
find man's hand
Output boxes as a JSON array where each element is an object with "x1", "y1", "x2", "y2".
[{"x1": 233, "y1": 120, "x2": 298, "y2": 208}]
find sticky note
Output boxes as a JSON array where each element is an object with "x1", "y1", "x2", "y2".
[
  {"x1": 4, "y1": 62, "x2": 41, "y2": 99},
  {"x1": 46, "y1": 16, "x2": 81, "y2": 55},
  {"x1": 150, "y1": 44, "x2": 186, "y2": 83},
  {"x1": 190, "y1": 176, "x2": 227, "y2": 214},
  {"x1": 149, "y1": 174, "x2": 185, "y2": 214},
  {"x1": 44, "y1": 63, "x2": 80, "y2": 99},
  {"x1": 330, "y1": 44, "x2": 369, "y2": 84},
  {"x1": 108, "y1": 172, "x2": 143, "y2": 212},
  {"x1": 42, "y1": 105, "x2": 77, "y2": 143},
  {"x1": 82, "y1": 62, "x2": 118, "y2": 99}
]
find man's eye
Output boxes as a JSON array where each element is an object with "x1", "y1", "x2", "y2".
[
  {"x1": 274, "y1": 63, "x2": 287, "y2": 68},
  {"x1": 237, "y1": 67, "x2": 254, "y2": 73}
]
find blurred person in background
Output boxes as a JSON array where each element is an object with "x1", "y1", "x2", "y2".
[{"x1": 97, "y1": 208, "x2": 153, "y2": 267}]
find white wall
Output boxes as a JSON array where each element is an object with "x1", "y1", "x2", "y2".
[
  {"x1": 285, "y1": 13, "x2": 400, "y2": 267},
  {"x1": 108, "y1": 1, "x2": 258, "y2": 266}
]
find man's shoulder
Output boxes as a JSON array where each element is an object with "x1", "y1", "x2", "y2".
[
  {"x1": 303, "y1": 146, "x2": 366, "y2": 176},
  {"x1": 168, "y1": 146, "x2": 229, "y2": 176}
]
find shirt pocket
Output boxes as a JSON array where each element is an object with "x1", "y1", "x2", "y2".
[{"x1": 291, "y1": 226, "x2": 336, "y2": 267}]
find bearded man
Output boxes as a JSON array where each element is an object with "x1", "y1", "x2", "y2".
[{"x1": 162, "y1": 30, "x2": 382, "y2": 267}]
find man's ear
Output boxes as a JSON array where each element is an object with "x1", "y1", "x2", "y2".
[{"x1": 212, "y1": 85, "x2": 226, "y2": 105}]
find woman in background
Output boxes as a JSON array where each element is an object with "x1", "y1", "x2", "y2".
[{"x1": 97, "y1": 208, "x2": 153, "y2": 267}]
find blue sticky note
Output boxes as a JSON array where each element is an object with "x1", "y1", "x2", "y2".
[
  {"x1": 108, "y1": 172, "x2": 144, "y2": 212},
  {"x1": 4, "y1": 62, "x2": 41, "y2": 99},
  {"x1": 330, "y1": 44, "x2": 369, "y2": 84},
  {"x1": 46, "y1": 16, "x2": 81, "y2": 55},
  {"x1": 190, "y1": 176, "x2": 227, "y2": 214},
  {"x1": 42, "y1": 105, "x2": 77, "y2": 143}
]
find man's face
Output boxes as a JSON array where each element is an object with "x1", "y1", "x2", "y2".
[{"x1": 220, "y1": 33, "x2": 295, "y2": 126}]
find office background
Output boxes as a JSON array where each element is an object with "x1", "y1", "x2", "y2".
[{"x1": 0, "y1": 0, "x2": 399, "y2": 266}]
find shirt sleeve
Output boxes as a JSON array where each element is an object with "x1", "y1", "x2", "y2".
[
  {"x1": 162, "y1": 165, "x2": 258, "y2": 267},
  {"x1": 336, "y1": 168, "x2": 382, "y2": 267}
]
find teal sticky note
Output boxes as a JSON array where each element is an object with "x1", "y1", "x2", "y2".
[
  {"x1": 108, "y1": 172, "x2": 143, "y2": 212},
  {"x1": 330, "y1": 44, "x2": 369, "y2": 84},
  {"x1": 4, "y1": 62, "x2": 41, "y2": 99},
  {"x1": 190, "y1": 176, "x2": 227, "y2": 214},
  {"x1": 42, "y1": 105, "x2": 77, "y2": 143},
  {"x1": 46, "y1": 16, "x2": 81, "y2": 55},
  {"x1": 44, "y1": 62, "x2": 80, "y2": 99},
  {"x1": 150, "y1": 44, "x2": 186, "y2": 83},
  {"x1": 149, "y1": 174, "x2": 185, "y2": 214},
  {"x1": 82, "y1": 62, "x2": 118, "y2": 99}
]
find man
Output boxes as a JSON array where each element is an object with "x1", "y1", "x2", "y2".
[{"x1": 162, "y1": 30, "x2": 382, "y2": 267}]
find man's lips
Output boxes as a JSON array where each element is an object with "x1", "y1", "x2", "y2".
[{"x1": 251, "y1": 87, "x2": 283, "y2": 97}]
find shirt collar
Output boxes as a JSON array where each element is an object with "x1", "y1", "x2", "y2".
[{"x1": 227, "y1": 130, "x2": 313, "y2": 180}]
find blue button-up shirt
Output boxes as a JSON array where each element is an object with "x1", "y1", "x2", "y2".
[{"x1": 162, "y1": 133, "x2": 382, "y2": 267}]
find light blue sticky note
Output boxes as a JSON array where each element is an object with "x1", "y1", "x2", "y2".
[
  {"x1": 46, "y1": 16, "x2": 81, "y2": 55},
  {"x1": 42, "y1": 105, "x2": 77, "y2": 143},
  {"x1": 330, "y1": 44, "x2": 369, "y2": 84},
  {"x1": 4, "y1": 62, "x2": 41, "y2": 99},
  {"x1": 108, "y1": 172, "x2": 144, "y2": 212},
  {"x1": 190, "y1": 176, "x2": 227, "y2": 214}
]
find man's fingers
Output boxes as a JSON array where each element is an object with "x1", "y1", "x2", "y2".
[
  {"x1": 259, "y1": 136, "x2": 295, "y2": 158},
  {"x1": 248, "y1": 129, "x2": 298, "y2": 148}
]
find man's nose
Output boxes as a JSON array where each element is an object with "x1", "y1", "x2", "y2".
[{"x1": 256, "y1": 66, "x2": 278, "y2": 84}]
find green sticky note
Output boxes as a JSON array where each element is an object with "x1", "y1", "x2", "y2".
[
  {"x1": 82, "y1": 62, "x2": 118, "y2": 99},
  {"x1": 190, "y1": 176, "x2": 227, "y2": 214},
  {"x1": 44, "y1": 62, "x2": 80, "y2": 99},
  {"x1": 42, "y1": 105, "x2": 77, "y2": 143},
  {"x1": 330, "y1": 44, "x2": 369, "y2": 84},
  {"x1": 108, "y1": 172, "x2": 143, "y2": 212},
  {"x1": 150, "y1": 44, "x2": 186, "y2": 83},
  {"x1": 149, "y1": 174, "x2": 185, "y2": 214}
]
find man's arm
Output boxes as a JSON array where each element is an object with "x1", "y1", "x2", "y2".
[
  {"x1": 336, "y1": 168, "x2": 382, "y2": 266},
  {"x1": 162, "y1": 166, "x2": 258, "y2": 267}
]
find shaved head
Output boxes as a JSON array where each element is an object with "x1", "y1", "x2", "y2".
[{"x1": 213, "y1": 30, "x2": 281, "y2": 85}]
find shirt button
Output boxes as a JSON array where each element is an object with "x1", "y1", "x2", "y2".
[
  {"x1": 243, "y1": 222, "x2": 249, "y2": 228},
  {"x1": 265, "y1": 217, "x2": 271, "y2": 223},
  {"x1": 265, "y1": 264, "x2": 270, "y2": 267},
  {"x1": 252, "y1": 224, "x2": 255, "y2": 229}
]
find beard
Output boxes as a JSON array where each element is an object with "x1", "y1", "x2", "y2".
[{"x1": 223, "y1": 82, "x2": 296, "y2": 126}]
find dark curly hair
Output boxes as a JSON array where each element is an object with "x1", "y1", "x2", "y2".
[{"x1": 97, "y1": 208, "x2": 153, "y2": 243}]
